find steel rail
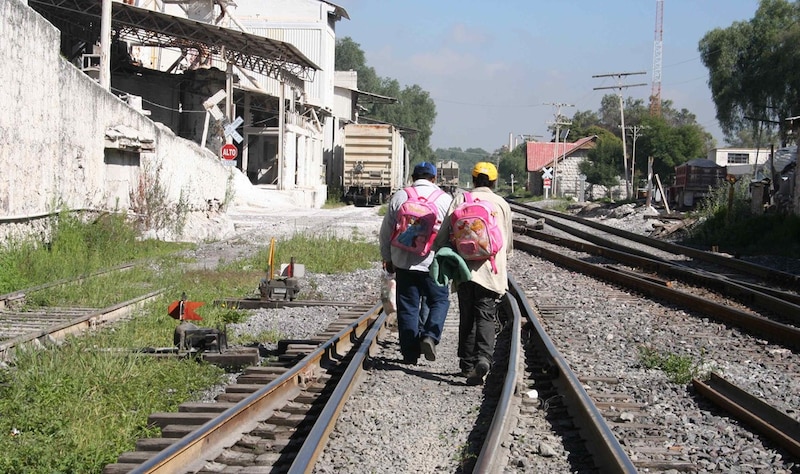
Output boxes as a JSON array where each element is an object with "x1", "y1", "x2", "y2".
[
  {"x1": 213, "y1": 297, "x2": 370, "y2": 309},
  {"x1": 126, "y1": 303, "x2": 383, "y2": 474},
  {"x1": 0, "y1": 289, "x2": 164, "y2": 361},
  {"x1": 509, "y1": 201, "x2": 800, "y2": 288},
  {"x1": 288, "y1": 310, "x2": 390, "y2": 473},
  {"x1": 0, "y1": 262, "x2": 139, "y2": 309},
  {"x1": 472, "y1": 281, "x2": 522, "y2": 474},
  {"x1": 515, "y1": 224, "x2": 800, "y2": 323},
  {"x1": 511, "y1": 273, "x2": 638, "y2": 473},
  {"x1": 692, "y1": 372, "x2": 800, "y2": 458},
  {"x1": 514, "y1": 239, "x2": 800, "y2": 349}
]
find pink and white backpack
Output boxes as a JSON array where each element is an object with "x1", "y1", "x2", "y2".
[
  {"x1": 449, "y1": 192, "x2": 504, "y2": 273},
  {"x1": 390, "y1": 187, "x2": 445, "y2": 256}
]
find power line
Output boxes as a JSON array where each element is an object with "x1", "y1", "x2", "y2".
[
  {"x1": 592, "y1": 72, "x2": 647, "y2": 199},
  {"x1": 544, "y1": 102, "x2": 574, "y2": 198}
]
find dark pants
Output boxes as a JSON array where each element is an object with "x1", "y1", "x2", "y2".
[
  {"x1": 456, "y1": 281, "x2": 500, "y2": 371},
  {"x1": 395, "y1": 268, "x2": 450, "y2": 359}
]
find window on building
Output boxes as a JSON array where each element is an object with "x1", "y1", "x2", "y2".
[{"x1": 727, "y1": 153, "x2": 749, "y2": 164}]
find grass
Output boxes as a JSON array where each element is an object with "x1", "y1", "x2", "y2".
[
  {"x1": 638, "y1": 345, "x2": 708, "y2": 384},
  {"x1": 0, "y1": 320, "x2": 223, "y2": 473},
  {"x1": 0, "y1": 215, "x2": 382, "y2": 473},
  {"x1": 0, "y1": 212, "x2": 188, "y2": 294},
  {"x1": 224, "y1": 230, "x2": 380, "y2": 276}
]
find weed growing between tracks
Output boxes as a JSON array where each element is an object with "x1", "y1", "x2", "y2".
[
  {"x1": 0, "y1": 219, "x2": 382, "y2": 473},
  {"x1": 638, "y1": 345, "x2": 712, "y2": 384},
  {"x1": 224, "y1": 230, "x2": 380, "y2": 275}
]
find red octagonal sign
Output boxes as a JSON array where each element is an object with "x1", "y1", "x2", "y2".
[{"x1": 221, "y1": 143, "x2": 238, "y2": 160}]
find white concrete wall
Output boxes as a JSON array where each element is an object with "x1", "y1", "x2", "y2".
[{"x1": 0, "y1": 0, "x2": 240, "y2": 241}]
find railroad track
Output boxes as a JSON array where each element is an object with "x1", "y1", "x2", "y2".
[
  {"x1": 509, "y1": 202, "x2": 800, "y2": 349},
  {"x1": 508, "y1": 212, "x2": 799, "y2": 471},
  {"x1": 103, "y1": 302, "x2": 383, "y2": 473},
  {"x1": 5, "y1": 210, "x2": 798, "y2": 472},
  {"x1": 508, "y1": 200, "x2": 800, "y2": 293},
  {"x1": 112, "y1": 276, "x2": 796, "y2": 472},
  {"x1": 0, "y1": 263, "x2": 163, "y2": 362}
]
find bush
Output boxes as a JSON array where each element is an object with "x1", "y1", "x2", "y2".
[{"x1": 685, "y1": 181, "x2": 800, "y2": 258}]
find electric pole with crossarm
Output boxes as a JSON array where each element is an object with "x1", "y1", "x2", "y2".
[
  {"x1": 592, "y1": 72, "x2": 647, "y2": 199},
  {"x1": 545, "y1": 102, "x2": 574, "y2": 198}
]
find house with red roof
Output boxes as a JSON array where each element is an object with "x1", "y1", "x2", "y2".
[{"x1": 526, "y1": 136, "x2": 604, "y2": 198}]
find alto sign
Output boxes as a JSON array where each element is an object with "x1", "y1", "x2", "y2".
[{"x1": 221, "y1": 143, "x2": 238, "y2": 161}]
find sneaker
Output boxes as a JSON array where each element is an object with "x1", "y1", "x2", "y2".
[
  {"x1": 420, "y1": 336, "x2": 436, "y2": 361},
  {"x1": 475, "y1": 359, "x2": 490, "y2": 377},
  {"x1": 465, "y1": 370, "x2": 484, "y2": 386}
]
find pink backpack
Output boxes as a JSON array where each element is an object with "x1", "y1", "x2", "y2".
[
  {"x1": 450, "y1": 192, "x2": 504, "y2": 273},
  {"x1": 390, "y1": 187, "x2": 446, "y2": 256}
]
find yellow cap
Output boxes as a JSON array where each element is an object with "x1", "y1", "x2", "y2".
[{"x1": 472, "y1": 162, "x2": 498, "y2": 181}]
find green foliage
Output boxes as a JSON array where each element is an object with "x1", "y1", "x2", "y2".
[
  {"x1": 686, "y1": 180, "x2": 800, "y2": 257},
  {"x1": 0, "y1": 211, "x2": 383, "y2": 473},
  {"x1": 323, "y1": 193, "x2": 347, "y2": 209},
  {"x1": 579, "y1": 136, "x2": 624, "y2": 196},
  {"x1": 638, "y1": 346, "x2": 701, "y2": 384},
  {"x1": 230, "y1": 329, "x2": 283, "y2": 347},
  {"x1": 433, "y1": 147, "x2": 492, "y2": 186},
  {"x1": 336, "y1": 37, "x2": 437, "y2": 162},
  {"x1": 0, "y1": 333, "x2": 223, "y2": 473},
  {"x1": 497, "y1": 143, "x2": 527, "y2": 189},
  {"x1": 568, "y1": 94, "x2": 709, "y2": 186},
  {"x1": 227, "y1": 231, "x2": 380, "y2": 276},
  {"x1": 0, "y1": 212, "x2": 185, "y2": 294},
  {"x1": 699, "y1": 0, "x2": 800, "y2": 143}
]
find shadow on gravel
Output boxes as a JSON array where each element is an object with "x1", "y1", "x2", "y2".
[{"x1": 369, "y1": 356, "x2": 465, "y2": 386}]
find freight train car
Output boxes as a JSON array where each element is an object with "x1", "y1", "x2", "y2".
[
  {"x1": 436, "y1": 160, "x2": 460, "y2": 193},
  {"x1": 342, "y1": 124, "x2": 408, "y2": 206},
  {"x1": 669, "y1": 158, "x2": 727, "y2": 209}
]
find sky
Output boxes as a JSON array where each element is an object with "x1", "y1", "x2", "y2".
[{"x1": 330, "y1": 0, "x2": 762, "y2": 153}]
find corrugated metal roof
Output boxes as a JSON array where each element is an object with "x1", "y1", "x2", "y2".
[
  {"x1": 321, "y1": 0, "x2": 350, "y2": 20},
  {"x1": 29, "y1": 0, "x2": 319, "y2": 81},
  {"x1": 526, "y1": 136, "x2": 597, "y2": 171}
]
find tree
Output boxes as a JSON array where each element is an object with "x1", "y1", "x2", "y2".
[
  {"x1": 335, "y1": 37, "x2": 437, "y2": 163},
  {"x1": 579, "y1": 133, "x2": 624, "y2": 199},
  {"x1": 335, "y1": 37, "x2": 380, "y2": 92},
  {"x1": 699, "y1": 0, "x2": 800, "y2": 144},
  {"x1": 570, "y1": 94, "x2": 709, "y2": 186},
  {"x1": 497, "y1": 144, "x2": 526, "y2": 191}
]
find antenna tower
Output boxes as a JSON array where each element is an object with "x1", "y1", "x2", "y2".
[{"x1": 650, "y1": 0, "x2": 664, "y2": 117}]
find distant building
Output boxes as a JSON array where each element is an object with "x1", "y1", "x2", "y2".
[
  {"x1": 707, "y1": 147, "x2": 772, "y2": 177},
  {"x1": 526, "y1": 136, "x2": 604, "y2": 199}
]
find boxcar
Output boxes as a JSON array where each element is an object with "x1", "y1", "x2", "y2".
[{"x1": 670, "y1": 158, "x2": 727, "y2": 208}]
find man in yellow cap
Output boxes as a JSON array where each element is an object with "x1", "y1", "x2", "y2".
[{"x1": 434, "y1": 161, "x2": 513, "y2": 385}]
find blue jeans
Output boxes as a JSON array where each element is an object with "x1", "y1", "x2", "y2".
[{"x1": 395, "y1": 268, "x2": 450, "y2": 359}]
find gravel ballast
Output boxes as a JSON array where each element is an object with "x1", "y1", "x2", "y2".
[{"x1": 195, "y1": 201, "x2": 798, "y2": 473}]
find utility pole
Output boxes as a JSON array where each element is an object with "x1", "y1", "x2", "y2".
[
  {"x1": 592, "y1": 72, "x2": 647, "y2": 199},
  {"x1": 545, "y1": 102, "x2": 574, "y2": 198},
  {"x1": 625, "y1": 124, "x2": 648, "y2": 197},
  {"x1": 99, "y1": 0, "x2": 112, "y2": 90}
]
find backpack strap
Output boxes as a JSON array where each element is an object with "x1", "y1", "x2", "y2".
[
  {"x1": 462, "y1": 191, "x2": 474, "y2": 204},
  {"x1": 404, "y1": 186, "x2": 418, "y2": 200},
  {"x1": 428, "y1": 189, "x2": 445, "y2": 204}
]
